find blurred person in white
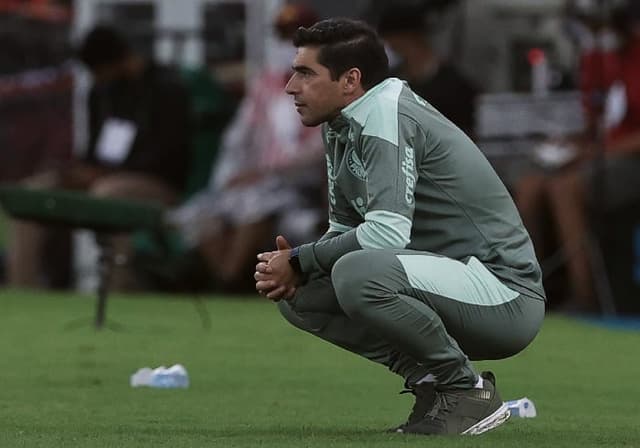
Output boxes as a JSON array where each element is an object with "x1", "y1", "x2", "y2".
[
  {"x1": 515, "y1": 0, "x2": 640, "y2": 312},
  {"x1": 7, "y1": 25, "x2": 192, "y2": 290},
  {"x1": 168, "y1": 3, "x2": 324, "y2": 290}
]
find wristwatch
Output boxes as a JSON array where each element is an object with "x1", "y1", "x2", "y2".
[{"x1": 288, "y1": 246, "x2": 303, "y2": 275}]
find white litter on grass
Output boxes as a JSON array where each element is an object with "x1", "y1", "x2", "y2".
[
  {"x1": 506, "y1": 397, "x2": 537, "y2": 418},
  {"x1": 130, "y1": 364, "x2": 189, "y2": 388}
]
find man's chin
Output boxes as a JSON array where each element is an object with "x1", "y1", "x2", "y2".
[{"x1": 299, "y1": 114, "x2": 322, "y2": 127}]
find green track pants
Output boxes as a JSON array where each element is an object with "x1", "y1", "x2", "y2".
[{"x1": 278, "y1": 249, "x2": 545, "y2": 388}]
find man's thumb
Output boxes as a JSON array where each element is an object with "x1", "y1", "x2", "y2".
[{"x1": 276, "y1": 235, "x2": 292, "y2": 250}]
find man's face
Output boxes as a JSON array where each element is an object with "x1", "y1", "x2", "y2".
[{"x1": 285, "y1": 46, "x2": 345, "y2": 127}]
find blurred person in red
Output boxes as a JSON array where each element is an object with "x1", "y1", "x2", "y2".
[
  {"x1": 377, "y1": 4, "x2": 478, "y2": 136},
  {"x1": 7, "y1": 25, "x2": 192, "y2": 290},
  {"x1": 516, "y1": 0, "x2": 640, "y2": 312},
  {"x1": 168, "y1": 3, "x2": 324, "y2": 290}
]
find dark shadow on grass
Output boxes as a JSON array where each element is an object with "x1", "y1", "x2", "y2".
[
  {"x1": 62, "y1": 316, "x2": 128, "y2": 332},
  {"x1": 127, "y1": 424, "x2": 521, "y2": 441},
  {"x1": 127, "y1": 425, "x2": 394, "y2": 439}
]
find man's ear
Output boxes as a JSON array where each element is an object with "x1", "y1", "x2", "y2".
[{"x1": 342, "y1": 68, "x2": 362, "y2": 95}]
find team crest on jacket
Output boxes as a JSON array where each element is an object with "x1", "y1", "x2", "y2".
[{"x1": 347, "y1": 149, "x2": 366, "y2": 180}]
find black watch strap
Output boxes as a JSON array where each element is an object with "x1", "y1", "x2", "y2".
[{"x1": 288, "y1": 246, "x2": 303, "y2": 275}]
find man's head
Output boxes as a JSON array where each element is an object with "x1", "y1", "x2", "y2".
[
  {"x1": 77, "y1": 25, "x2": 142, "y2": 85},
  {"x1": 377, "y1": 5, "x2": 429, "y2": 59},
  {"x1": 285, "y1": 18, "x2": 389, "y2": 127}
]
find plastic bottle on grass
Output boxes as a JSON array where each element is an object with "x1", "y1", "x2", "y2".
[
  {"x1": 130, "y1": 364, "x2": 189, "y2": 388},
  {"x1": 130, "y1": 367, "x2": 154, "y2": 387},
  {"x1": 506, "y1": 397, "x2": 537, "y2": 418},
  {"x1": 151, "y1": 364, "x2": 189, "y2": 388}
]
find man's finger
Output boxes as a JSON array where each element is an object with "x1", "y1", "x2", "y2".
[
  {"x1": 254, "y1": 271, "x2": 272, "y2": 282},
  {"x1": 284, "y1": 287, "x2": 297, "y2": 300},
  {"x1": 276, "y1": 235, "x2": 292, "y2": 251},
  {"x1": 256, "y1": 280, "x2": 277, "y2": 291},
  {"x1": 267, "y1": 285, "x2": 288, "y2": 300},
  {"x1": 255, "y1": 262, "x2": 272, "y2": 274},
  {"x1": 257, "y1": 251, "x2": 276, "y2": 262}
]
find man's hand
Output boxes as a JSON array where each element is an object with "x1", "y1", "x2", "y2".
[{"x1": 255, "y1": 235, "x2": 299, "y2": 301}]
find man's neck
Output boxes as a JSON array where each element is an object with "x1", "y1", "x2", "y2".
[{"x1": 341, "y1": 87, "x2": 367, "y2": 110}]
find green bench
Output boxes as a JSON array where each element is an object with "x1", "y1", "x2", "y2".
[{"x1": 0, "y1": 185, "x2": 166, "y2": 329}]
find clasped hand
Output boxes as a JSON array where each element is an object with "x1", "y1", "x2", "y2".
[{"x1": 254, "y1": 235, "x2": 300, "y2": 301}]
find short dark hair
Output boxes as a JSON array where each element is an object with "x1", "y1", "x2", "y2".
[
  {"x1": 77, "y1": 25, "x2": 132, "y2": 70},
  {"x1": 292, "y1": 18, "x2": 389, "y2": 90},
  {"x1": 377, "y1": 5, "x2": 428, "y2": 36}
]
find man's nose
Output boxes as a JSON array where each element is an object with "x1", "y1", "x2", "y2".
[{"x1": 285, "y1": 75, "x2": 297, "y2": 94}]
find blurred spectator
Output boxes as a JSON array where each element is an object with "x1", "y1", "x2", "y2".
[
  {"x1": 168, "y1": 3, "x2": 324, "y2": 291},
  {"x1": 377, "y1": 4, "x2": 478, "y2": 135},
  {"x1": 7, "y1": 25, "x2": 193, "y2": 290},
  {"x1": 515, "y1": 0, "x2": 640, "y2": 312}
]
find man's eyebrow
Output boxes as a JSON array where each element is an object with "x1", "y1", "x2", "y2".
[{"x1": 292, "y1": 64, "x2": 316, "y2": 74}]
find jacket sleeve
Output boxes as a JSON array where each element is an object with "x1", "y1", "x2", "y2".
[{"x1": 297, "y1": 118, "x2": 421, "y2": 275}]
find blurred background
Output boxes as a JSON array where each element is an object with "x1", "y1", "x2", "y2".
[{"x1": 0, "y1": 0, "x2": 638, "y2": 316}]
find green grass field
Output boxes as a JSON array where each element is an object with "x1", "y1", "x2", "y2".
[{"x1": 0, "y1": 290, "x2": 639, "y2": 447}]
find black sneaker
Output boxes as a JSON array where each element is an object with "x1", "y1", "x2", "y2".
[
  {"x1": 389, "y1": 382, "x2": 437, "y2": 432},
  {"x1": 399, "y1": 371, "x2": 510, "y2": 435}
]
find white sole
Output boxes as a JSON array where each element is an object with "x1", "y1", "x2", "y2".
[{"x1": 462, "y1": 402, "x2": 511, "y2": 435}]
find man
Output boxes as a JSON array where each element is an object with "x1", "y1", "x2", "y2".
[
  {"x1": 8, "y1": 25, "x2": 192, "y2": 290},
  {"x1": 255, "y1": 19, "x2": 545, "y2": 436}
]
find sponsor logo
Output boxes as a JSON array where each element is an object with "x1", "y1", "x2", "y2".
[
  {"x1": 347, "y1": 149, "x2": 367, "y2": 181},
  {"x1": 401, "y1": 146, "x2": 416, "y2": 205}
]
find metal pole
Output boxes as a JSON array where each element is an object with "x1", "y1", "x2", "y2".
[{"x1": 95, "y1": 235, "x2": 114, "y2": 330}]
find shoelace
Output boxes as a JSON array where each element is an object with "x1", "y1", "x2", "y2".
[{"x1": 427, "y1": 391, "x2": 457, "y2": 420}]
